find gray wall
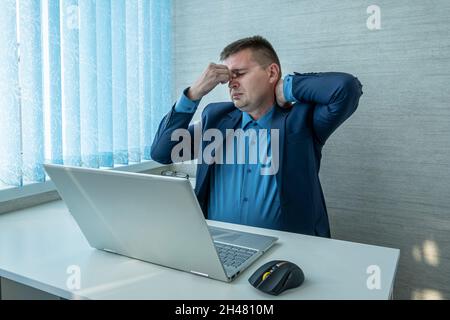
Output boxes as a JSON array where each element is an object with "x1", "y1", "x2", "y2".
[{"x1": 173, "y1": 0, "x2": 450, "y2": 299}]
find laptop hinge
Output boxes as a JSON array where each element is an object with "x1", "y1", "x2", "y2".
[
  {"x1": 103, "y1": 248, "x2": 117, "y2": 254},
  {"x1": 190, "y1": 270, "x2": 209, "y2": 278}
]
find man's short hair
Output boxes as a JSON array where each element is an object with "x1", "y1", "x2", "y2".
[{"x1": 220, "y1": 35, "x2": 281, "y2": 74}]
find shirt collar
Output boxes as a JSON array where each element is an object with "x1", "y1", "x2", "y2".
[{"x1": 241, "y1": 105, "x2": 275, "y2": 130}]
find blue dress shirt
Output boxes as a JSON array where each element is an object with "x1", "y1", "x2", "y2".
[{"x1": 207, "y1": 107, "x2": 281, "y2": 228}]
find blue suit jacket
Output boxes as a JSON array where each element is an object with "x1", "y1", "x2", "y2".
[{"x1": 151, "y1": 72, "x2": 363, "y2": 237}]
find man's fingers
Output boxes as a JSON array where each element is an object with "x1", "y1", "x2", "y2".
[
  {"x1": 198, "y1": 63, "x2": 231, "y2": 92},
  {"x1": 218, "y1": 73, "x2": 230, "y2": 84},
  {"x1": 214, "y1": 69, "x2": 230, "y2": 78},
  {"x1": 206, "y1": 64, "x2": 230, "y2": 78},
  {"x1": 215, "y1": 68, "x2": 231, "y2": 75},
  {"x1": 212, "y1": 63, "x2": 229, "y2": 70},
  {"x1": 214, "y1": 68, "x2": 230, "y2": 82}
]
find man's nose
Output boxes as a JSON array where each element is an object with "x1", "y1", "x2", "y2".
[{"x1": 228, "y1": 77, "x2": 239, "y2": 89}]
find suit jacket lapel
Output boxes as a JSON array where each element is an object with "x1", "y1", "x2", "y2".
[
  {"x1": 216, "y1": 108, "x2": 242, "y2": 137},
  {"x1": 197, "y1": 106, "x2": 287, "y2": 191},
  {"x1": 271, "y1": 106, "x2": 288, "y2": 200},
  {"x1": 195, "y1": 108, "x2": 242, "y2": 193}
]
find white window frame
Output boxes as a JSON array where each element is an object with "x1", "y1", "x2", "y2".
[{"x1": 0, "y1": 160, "x2": 164, "y2": 204}]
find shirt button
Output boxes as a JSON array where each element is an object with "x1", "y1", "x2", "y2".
[
  {"x1": 243, "y1": 197, "x2": 248, "y2": 202},
  {"x1": 247, "y1": 169, "x2": 252, "y2": 173}
]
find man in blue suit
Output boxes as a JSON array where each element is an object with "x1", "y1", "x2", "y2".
[{"x1": 151, "y1": 36, "x2": 363, "y2": 238}]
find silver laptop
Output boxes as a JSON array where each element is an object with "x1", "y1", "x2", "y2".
[{"x1": 44, "y1": 164, "x2": 277, "y2": 282}]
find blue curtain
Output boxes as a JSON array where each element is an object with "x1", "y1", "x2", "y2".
[
  {"x1": 139, "y1": 0, "x2": 152, "y2": 160},
  {"x1": 126, "y1": 1, "x2": 140, "y2": 163},
  {"x1": 79, "y1": 0, "x2": 98, "y2": 168},
  {"x1": 46, "y1": 0, "x2": 63, "y2": 166},
  {"x1": 19, "y1": 0, "x2": 45, "y2": 183},
  {"x1": 96, "y1": 0, "x2": 113, "y2": 168},
  {"x1": 0, "y1": 0, "x2": 22, "y2": 187},
  {"x1": 61, "y1": 0, "x2": 81, "y2": 167},
  {"x1": 0, "y1": 0, "x2": 173, "y2": 188}
]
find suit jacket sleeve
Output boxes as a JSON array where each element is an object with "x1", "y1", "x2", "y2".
[
  {"x1": 290, "y1": 72, "x2": 363, "y2": 145},
  {"x1": 150, "y1": 106, "x2": 200, "y2": 164}
]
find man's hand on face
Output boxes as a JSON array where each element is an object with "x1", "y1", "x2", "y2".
[{"x1": 187, "y1": 63, "x2": 232, "y2": 101}]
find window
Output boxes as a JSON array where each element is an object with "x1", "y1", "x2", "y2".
[{"x1": 0, "y1": 0, "x2": 172, "y2": 190}]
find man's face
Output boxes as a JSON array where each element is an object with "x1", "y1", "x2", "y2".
[{"x1": 223, "y1": 49, "x2": 275, "y2": 114}]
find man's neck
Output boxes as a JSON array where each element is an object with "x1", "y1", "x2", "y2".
[{"x1": 248, "y1": 100, "x2": 275, "y2": 120}]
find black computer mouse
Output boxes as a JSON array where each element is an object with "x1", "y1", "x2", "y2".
[{"x1": 248, "y1": 260, "x2": 304, "y2": 296}]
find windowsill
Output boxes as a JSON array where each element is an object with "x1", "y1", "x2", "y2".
[{"x1": 0, "y1": 160, "x2": 168, "y2": 214}]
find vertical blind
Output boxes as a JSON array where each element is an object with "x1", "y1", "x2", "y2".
[{"x1": 0, "y1": 0, "x2": 172, "y2": 188}]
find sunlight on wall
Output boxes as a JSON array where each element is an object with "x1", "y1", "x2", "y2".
[
  {"x1": 411, "y1": 239, "x2": 440, "y2": 267},
  {"x1": 412, "y1": 289, "x2": 443, "y2": 300},
  {"x1": 411, "y1": 239, "x2": 442, "y2": 299},
  {"x1": 412, "y1": 245, "x2": 422, "y2": 262},
  {"x1": 422, "y1": 240, "x2": 440, "y2": 267}
]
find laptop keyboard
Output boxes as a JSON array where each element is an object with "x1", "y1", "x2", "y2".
[{"x1": 214, "y1": 242, "x2": 258, "y2": 269}]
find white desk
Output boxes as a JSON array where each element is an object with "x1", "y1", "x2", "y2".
[{"x1": 0, "y1": 200, "x2": 399, "y2": 300}]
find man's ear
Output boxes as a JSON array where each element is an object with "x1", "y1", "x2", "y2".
[{"x1": 267, "y1": 63, "x2": 281, "y2": 84}]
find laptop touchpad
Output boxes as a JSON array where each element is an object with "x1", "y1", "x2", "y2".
[
  {"x1": 210, "y1": 227, "x2": 241, "y2": 241},
  {"x1": 208, "y1": 226, "x2": 276, "y2": 251}
]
